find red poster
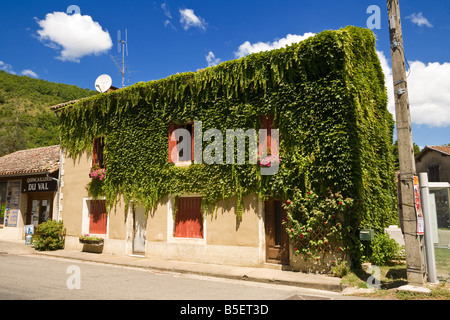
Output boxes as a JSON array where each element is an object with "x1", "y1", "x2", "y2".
[{"x1": 413, "y1": 176, "x2": 424, "y2": 235}]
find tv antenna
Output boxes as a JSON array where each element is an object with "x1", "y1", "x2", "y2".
[{"x1": 111, "y1": 29, "x2": 130, "y2": 88}]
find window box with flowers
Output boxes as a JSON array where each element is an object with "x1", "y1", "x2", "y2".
[
  {"x1": 79, "y1": 234, "x2": 104, "y2": 245},
  {"x1": 87, "y1": 165, "x2": 106, "y2": 199},
  {"x1": 257, "y1": 146, "x2": 281, "y2": 168}
]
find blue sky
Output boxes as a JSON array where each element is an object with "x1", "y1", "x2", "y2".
[{"x1": 1, "y1": 0, "x2": 449, "y2": 148}]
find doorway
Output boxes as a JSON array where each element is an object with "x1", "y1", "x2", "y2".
[
  {"x1": 265, "y1": 199, "x2": 289, "y2": 264},
  {"x1": 26, "y1": 193, "x2": 53, "y2": 227},
  {"x1": 133, "y1": 206, "x2": 147, "y2": 255}
]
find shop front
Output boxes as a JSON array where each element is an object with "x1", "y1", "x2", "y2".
[
  {"x1": 0, "y1": 145, "x2": 60, "y2": 240},
  {"x1": 22, "y1": 175, "x2": 58, "y2": 227}
]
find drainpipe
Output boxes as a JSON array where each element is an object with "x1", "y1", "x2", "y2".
[{"x1": 53, "y1": 111, "x2": 62, "y2": 222}]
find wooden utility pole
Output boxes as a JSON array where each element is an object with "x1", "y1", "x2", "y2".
[{"x1": 386, "y1": 0, "x2": 426, "y2": 286}]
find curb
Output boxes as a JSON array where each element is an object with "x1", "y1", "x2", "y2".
[{"x1": 34, "y1": 250, "x2": 343, "y2": 293}]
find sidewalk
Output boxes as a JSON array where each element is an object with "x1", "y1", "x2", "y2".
[{"x1": 0, "y1": 240, "x2": 343, "y2": 293}]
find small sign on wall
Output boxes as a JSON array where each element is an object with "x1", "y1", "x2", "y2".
[{"x1": 25, "y1": 225, "x2": 34, "y2": 235}]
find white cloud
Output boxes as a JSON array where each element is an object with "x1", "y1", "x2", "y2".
[
  {"x1": 161, "y1": 3, "x2": 172, "y2": 19},
  {"x1": 377, "y1": 51, "x2": 450, "y2": 127},
  {"x1": 179, "y1": 8, "x2": 206, "y2": 31},
  {"x1": 0, "y1": 61, "x2": 16, "y2": 74},
  {"x1": 21, "y1": 69, "x2": 38, "y2": 78},
  {"x1": 376, "y1": 51, "x2": 395, "y2": 115},
  {"x1": 161, "y1": 2, "x2": 176, "y2": 29},
  {"x1": 234, "y1": 33, "x2": 316, "y2": 58},
  {"x1": 36, "y1": 12, "x2": 113, "y2": 62},
  {"x1": 205, "y1": 51, "x2": 221, "y2": 67},
  {"x1": 406, "y1": 12, "x2": 433, "y2": 28}
]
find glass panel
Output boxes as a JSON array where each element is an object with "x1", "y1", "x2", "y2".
[
  {"x1": 429, "y1": 188, "x2": 450, "y2": 281},
  {"x1": 41, "y1": 199, "x2": 51, "y2": 223},
  {"x1": 31, "y1": 200, "x2": 40, "y2": 227}
]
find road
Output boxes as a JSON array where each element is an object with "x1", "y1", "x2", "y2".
[{"x1": 0, "y1": 253, "x2": 347, "y2": 301}]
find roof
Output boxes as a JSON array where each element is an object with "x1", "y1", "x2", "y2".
[
  {"x1": 49, "y1": 87, "x2": 119, "y2": 111},
  {"x1": 0, "y1": 145, "x2": 60, "y2": 177},
  {"x1": 415, "y1": 145, "x2": 450, "y2": 161},
  {"x1": 49, "y1": 99, "x2": 82, "y2": 111}
]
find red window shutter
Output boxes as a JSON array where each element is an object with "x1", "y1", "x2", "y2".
[
  {"x1": 259, "y1": 115, "x2": 278, "y2": 157},
  {"x1": 168, "y1": 124, "x2": 178, "y2": 163},
  {"x1": 89, "y1": 200, "x2": 107, "y2": 234},
  {"x1": 266, "y1": 115, "x2": 278, "y2": 156},
  {"x1": 92, "y1": 139, "x2": 98, "y2": 165},
  {"x1": 174, "y1": 197, "x2": 203, "y2": 238}
]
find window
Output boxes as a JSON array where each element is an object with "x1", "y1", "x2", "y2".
[
  {"x1": 169, "y1": 123, "x2": 194, "y2": 164},
  {"x1": 89, "y1": 200, "x2": 107, "y2": 234},
  {"x1": 174, "y1": 197, "x2": 203, "y2": 239},
  {"x1": 93, "y1": 137, "x2": 105, "y2": 168},
  {"x1": 259, "y1": 115, "x2": 278, "y2": 156},
  {"x1": 428, "y1": 165, "x2": 440, "y2": 182}
]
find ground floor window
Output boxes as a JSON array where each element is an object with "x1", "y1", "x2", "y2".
[
  {"x1": 174, "y1": 197, "x2": 203, "y2": 239},
  {"x1": 88, "y1": 200, "x2": 108, "y2": 234}
]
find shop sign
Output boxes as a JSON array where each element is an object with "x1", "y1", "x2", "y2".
[{"x1": 22, "y1": 176, "x2": 57, "y2": 193}]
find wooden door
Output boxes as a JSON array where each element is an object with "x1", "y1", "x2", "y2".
[
  {"x1": 133, "y1": 206, "x2": 147, "y2": 254},
  {"x1": 174, "y1": 197, "x2": 203, "y2": 238},
  {"x1": 89, "y1": 200, "x2": 107, "y2": 234},
  {"x1": 265, "y1": 199, "x2": 289, "y2": 264}
]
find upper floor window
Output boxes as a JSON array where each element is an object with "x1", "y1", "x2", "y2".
[
  {"x1": 259, "y1": 115, "x2": 278, "y2": 157},
  {"x1": 168, "y1": 123, "x2": 194, "y2": 164},
  {"x1": 93, "y1": 137, "x2": 105, "y2": 169},
  {"x1": 428, "y1": 165, "x2": 440, "y2": 182}
]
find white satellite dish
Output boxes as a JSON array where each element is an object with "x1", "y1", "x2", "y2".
[{"x1": 95, "y1": 74, "x2": 112, "y2": 93}]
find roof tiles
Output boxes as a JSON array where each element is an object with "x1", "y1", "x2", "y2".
[{"x1": 0, "y1": 145, "x2": 60, "y2": 177}]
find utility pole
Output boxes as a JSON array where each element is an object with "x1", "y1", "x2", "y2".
[{"x1": 386, "y1": 0, "x2": 426, "y2": 286}]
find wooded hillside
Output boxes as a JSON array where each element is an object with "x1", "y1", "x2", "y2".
[{"x1": 0, "y1": 70, "x2": 97, "y2": 156}]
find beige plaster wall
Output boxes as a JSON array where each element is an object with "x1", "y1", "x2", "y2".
[
  {"x1": 60, "y1": 153, "x2": 91, "y2": 236},
  {"x1": 416, "y1": 151, "x2": 450, "y2": 183}
]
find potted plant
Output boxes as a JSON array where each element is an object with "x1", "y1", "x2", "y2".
[{"x1": 79, "y1": 234, "x2": 104, "y2": 246}]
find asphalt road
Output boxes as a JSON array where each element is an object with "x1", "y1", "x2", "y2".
[{"x1": 0, "y1": 253, "x2": 344, "y2": 301}]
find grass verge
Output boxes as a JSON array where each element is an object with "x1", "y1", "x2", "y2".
[{"x1": 340, "y1": 262, "x2": 450, "y2": 300}]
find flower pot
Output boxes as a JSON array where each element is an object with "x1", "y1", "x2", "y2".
[{"x1": 79, "y1": 238, "x2": 104, "y2": 246}]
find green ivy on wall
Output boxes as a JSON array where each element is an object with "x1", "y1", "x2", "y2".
[{"x1": 57, "y1": 26, "x2": 397, "y2": 245}]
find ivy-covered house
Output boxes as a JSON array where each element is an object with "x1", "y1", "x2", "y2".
[{"x1": 50, "y1": 26, "x2": 397, "y2": 270}]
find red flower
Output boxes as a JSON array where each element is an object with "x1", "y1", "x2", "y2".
[
  {"x1": 338, "y1": 202, "x2": 342, "y2": 205},
  {"x1": 286, "y1": 200, "x2": 291, "y2": 205},
  {"x1": 300, "y1": 233, "x2": 304, "y2": 239}
]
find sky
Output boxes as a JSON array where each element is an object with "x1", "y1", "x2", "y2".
[{"x1": 1, "y1": 0, "x2": 449, "y2": 149}]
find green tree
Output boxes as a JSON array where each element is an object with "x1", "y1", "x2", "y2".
[{"x1": 392, "y1": 140, "x2": 420, "y2": 171}]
